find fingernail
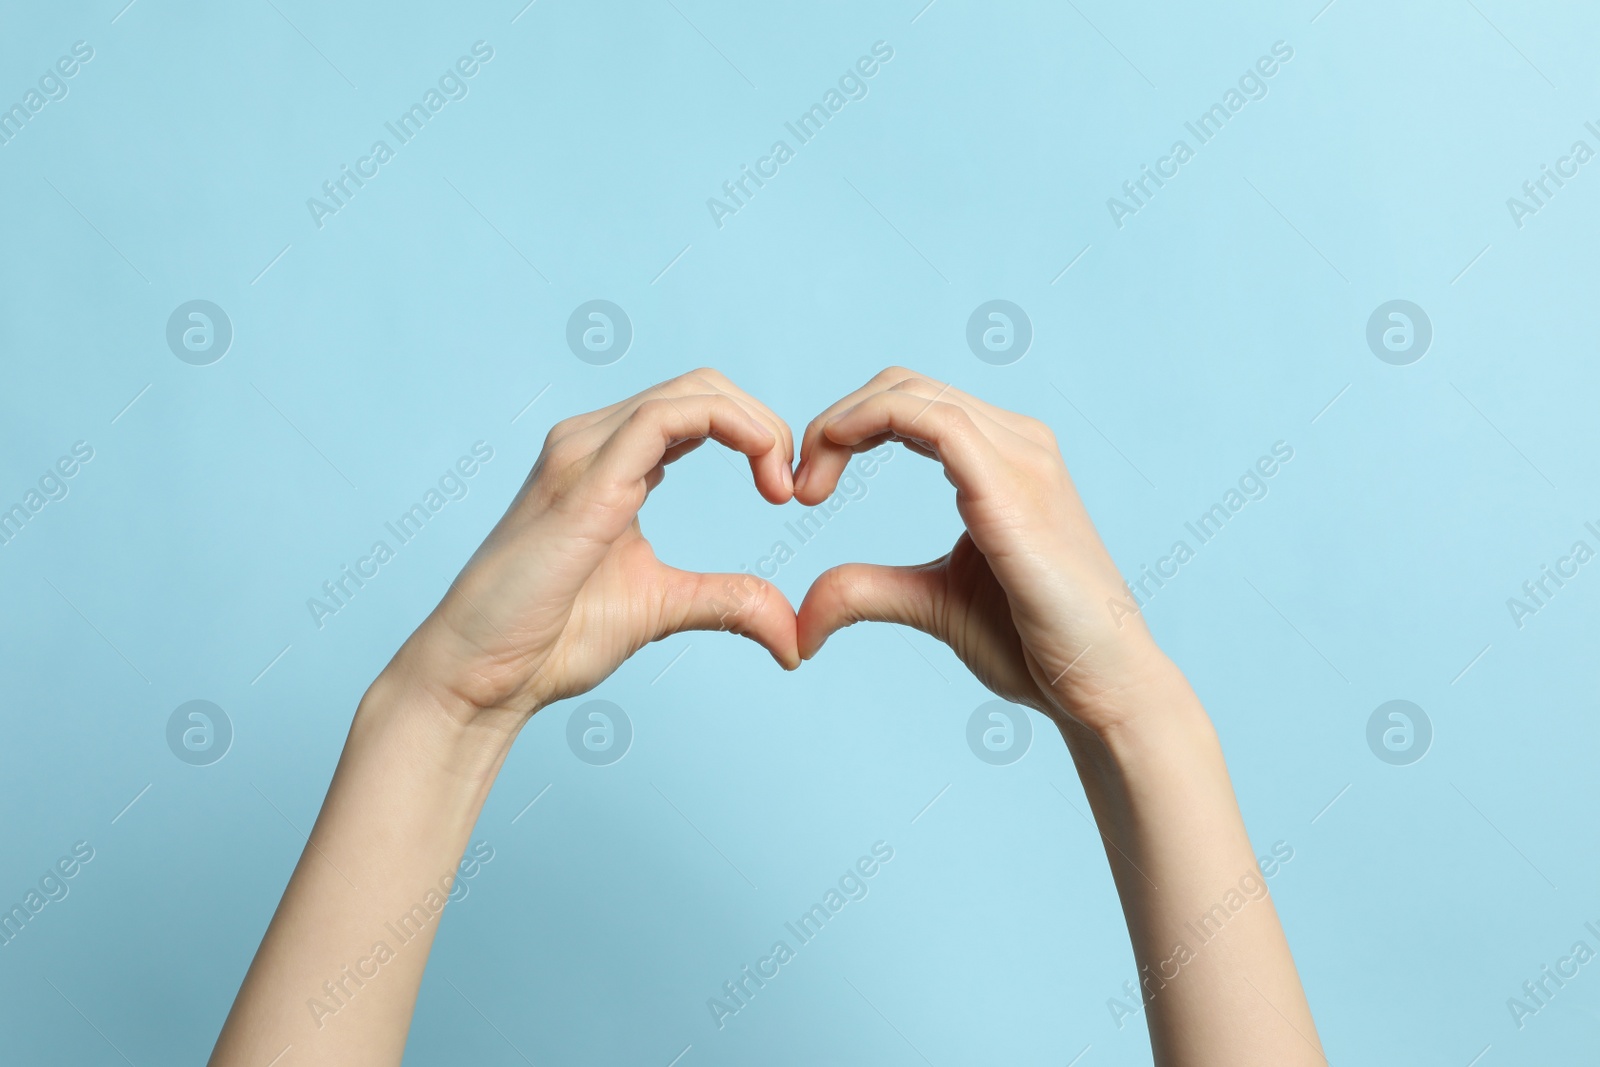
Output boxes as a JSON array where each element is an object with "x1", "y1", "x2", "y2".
[
  {"x1": 793, "y1": 462, "x2": 809, "y2": 494},
  {"x1": 782, "y1": 462, "x2": 794, "y2": 494}
]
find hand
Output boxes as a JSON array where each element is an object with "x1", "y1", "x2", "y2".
[
  {"x1": 794, "y1": 367, "x2": 1171, "y2": 737},
  {"x1": 387, "y1": 370, "x2": 801, "y2": 729}
]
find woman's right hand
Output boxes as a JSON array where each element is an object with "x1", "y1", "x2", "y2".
[
  {"x1": 792, "y1": 367, "x2": 1173, "y2": 741},
  {"x1": 383, "y1": 369, "x2": 801, "y2": 731}
]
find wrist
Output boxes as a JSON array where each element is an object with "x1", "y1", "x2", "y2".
[
  {"x1": 1053, "y1": 664, "x2": 1235, "y2": 867},
  {"x1": 355, "y1": 662, "x2": 534, "y2": 790},
  {"x1": 1048, "y1": 631, "x2": 1200, "y2": 723},
  {"x1": 1052, "y1": 649, "x2": 1217, "y2": 771}
]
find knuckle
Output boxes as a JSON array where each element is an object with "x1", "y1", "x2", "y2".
[
  {"x1": 830, "y1": 563, "x2": 867, "y2": 598},
  {"x1": 543, "y1": 416, "x2": 576, "y2": 448},
  {"x1": 1026, "y1": 417, "x2": 1059, "y2": 449},
  {"x1": 634, "y1": 397, "x2": 672, "y2": 421},
  {"x1": 935, "y1": 401, "x2": 975, "y2": 429},
  {"x1": 680, "y1": 368, "x2": 729, "y2": 395}
]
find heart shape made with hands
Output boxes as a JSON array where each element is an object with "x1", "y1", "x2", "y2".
[
  {"x1": 715, "y1": 372, "x2": 1018, "y2": 673},
  {"x1": 425, "y1": 366, "x2": 1139, "y2": 729},
  {"x1": 579, "y1": 366, "x2": 1135, "y2": 724}
]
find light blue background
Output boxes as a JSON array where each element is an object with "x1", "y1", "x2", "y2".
[{"x1": 3, "y1": 0, "x2": 1598, "y2": 1063}]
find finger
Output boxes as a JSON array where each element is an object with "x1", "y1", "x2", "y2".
[
  {"x1": 646, "y1": 369, "x2": 795, "y2": 496},
  {"x1": 879, "y1": 375, "x2": 1032, "y2": 442},
  {"x1": 552, "y1": 369, "x2": 793, "y2": 474},
  {"x1": 582, "y1": 378, "x2": 793, "y2": 502},
  {"x1": 795, "y1": 368, "x2": 912, "y2": 493},
  {"x1": 796, "y1": 561, "x2": 945, "y2": 660},
  {"x1": 590, "y1": 394, "x2": 782, "y2": 501},
  {"x1": 882, "y1": 372, "x2": 1054, "y2": 445},
  {"x1": 795, "y1": 368, "x2": 1048, "y2": 501},
  {"x1": 661, "y1": 567, "x2": 800, "y2": 670},
  {"x1": 642, "y1": 437, "x2": 705, "y2": 491},
  {"x1": 799, "y1": 428, "x2": 941, "y2": 479},
  {"x1": 658, "y1": 370, "x2": 795, "y2": 496},
  {"x1": 802, "y1": 393, "x2": 1002, "y2": 505},
  {"x1": 570, "y1": 389, "x2": 764, "y2": 468},
  {"x1": 678, "y1": 367, "x2": 796, "y2": 474},
  {"x1": 551, "y1": 369, "x2": 744, "y2": 436}
]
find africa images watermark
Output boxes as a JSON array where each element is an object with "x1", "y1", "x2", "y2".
[
  {"x1": 1505, "y1": 119, "x2": 1600, "y2": 231},
  {"x1": 1107, "y1": 441, "x2": 1295, "y2": 627},
  {"x1": 1105, "y1": 40, "x2": 1295, "y2": 229},
  {"x1": 706, "y1": 841, "x2": 895, "y2": 1031},
  {"x1": 0, "y1": 841, "x2": 96, "y2": 949},
  {"x1": 1505, "y1": 916, "x2": 1600, "y2": 1032},
  {"x1": 305, "y1": 41, "x2": 496, "y2": 230},
  {"x1": 306, "y1": 441, "x2": 495, "y2": 629},
  {"x1": 0, "y1": 440, "x2": 95, "y2": 549},
  {"x1": 0, "y1": 40, "x2": 95, "y2": 149},
  {"x1": 307, "y1": 841, "x2": 496, "y2": 1030},
  {"x1": 706, "y1": 41, "x2": 896, "y2": 229},
  {"x1": 1106, "y1": 840, "x2": 1295, "y2": 1031},
  {"x1": 1505, "y1": 520, "x2": 1600, "y2": 631}
]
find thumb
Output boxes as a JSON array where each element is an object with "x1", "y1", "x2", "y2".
[
  {"x1": 797, "y1": 561, "x2": 947, "y2": 660},
  {"x1": 659, "y1": 567, "x2": 801, "y2": 670}
]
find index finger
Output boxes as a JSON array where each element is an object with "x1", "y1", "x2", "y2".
[
  {"x1": 810, "y1": 392, "x2": 1002, "y2": 502},
  {"x1": 589, "y1": 393, "x2": 780, "y2": 499},
  {"x1": 580, "y1": 370, "x2": 795, "y2": 501},
  {"x1": 795, "y1": 367, "x2": 1043, "y2": 501}
]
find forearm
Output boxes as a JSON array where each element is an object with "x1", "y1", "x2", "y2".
[
  {"x1": 209, "y1": 669, "x2": 520, "y2": 1067},
  {"x1": 1062, "y1": 657, "x2": 1322, "y2": 1067},
  {"x1": 208, "y1": 372, "x2": 796, "y2": 1065}
]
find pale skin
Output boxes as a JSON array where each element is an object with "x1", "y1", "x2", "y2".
[{"x1": 208, "y1": 368, "x2": 1323, "y2": 1067}]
